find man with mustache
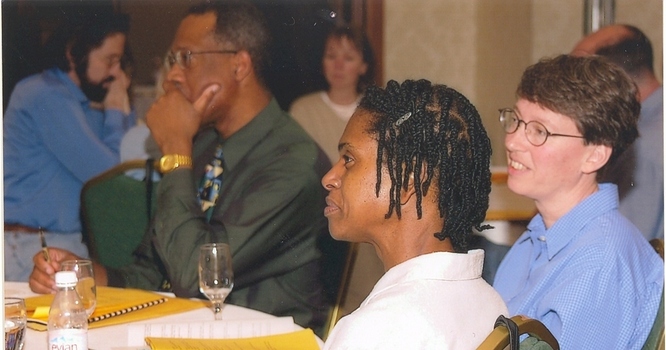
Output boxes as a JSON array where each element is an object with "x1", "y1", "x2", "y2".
[
  {"x1": 29, "y1": 0, "x2": 337, "y2": 337},
  {"x1": 4, "y1": 9, "x2": 136, "y2": 282}
]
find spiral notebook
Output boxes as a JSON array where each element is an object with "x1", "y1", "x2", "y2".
[
  {"x1": 24, "y1": 286, "x2": 206, "y2": 331},
  {"x1": 89, "y1": 296, "x2": 168, "y2": 323}
]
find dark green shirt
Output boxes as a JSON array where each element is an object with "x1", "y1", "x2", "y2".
[{"x1": 108, "y1": 99, "x2": 333, "y2": 333}]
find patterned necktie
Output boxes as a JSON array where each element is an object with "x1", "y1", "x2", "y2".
[{"x1": 198, "y1": 144, "x2": 225, "y2": 222}]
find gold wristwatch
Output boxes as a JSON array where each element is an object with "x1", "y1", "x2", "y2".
[{"x1": 158, "y1": 154, "x2": 193, "y2": 174}]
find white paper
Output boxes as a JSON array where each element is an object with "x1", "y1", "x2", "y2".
[{"x1": 126, "y1": 316, "x2": 296, "y2": 346}]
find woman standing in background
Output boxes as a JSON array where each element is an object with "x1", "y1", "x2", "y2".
[{"x1": 290, "y1": 25, "x2": 375, "y2": 164}]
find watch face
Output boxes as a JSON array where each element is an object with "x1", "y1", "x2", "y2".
[{"x1": 160, "y1": 156, "x2": 175, "y2": 172}]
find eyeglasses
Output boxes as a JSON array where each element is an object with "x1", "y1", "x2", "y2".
[
  {"x1": 165, "y1": 50, "x2": 238, "y2": 70},
  {"x1": 498, "y1": 108, "x2": 585, "y2": 146},
  {"x1": 103, "y1": 56, "x2": 122, "y2": 69}
]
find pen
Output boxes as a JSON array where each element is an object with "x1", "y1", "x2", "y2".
[{"x1": 39, "y1": 227, "x2": 51, "y2": 263}]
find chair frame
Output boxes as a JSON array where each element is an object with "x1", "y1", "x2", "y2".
[
  {"x1": 478, "y1": 315, "x2": 560, "y2": 350},
  {"x1": 323, "y1": 242, "x2": 359, "y2": 340}
]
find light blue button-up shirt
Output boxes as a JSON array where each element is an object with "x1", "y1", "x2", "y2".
[
  {"x1": 4, "y1": 68, "x2": 136, "y2": 233},
  {"x1": 494, "y1": 183, "x2": 664, "y2": 349}
]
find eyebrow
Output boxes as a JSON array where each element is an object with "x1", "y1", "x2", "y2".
[{"x1": 338, "y1": 142, "x2": 351, "y2": 152}]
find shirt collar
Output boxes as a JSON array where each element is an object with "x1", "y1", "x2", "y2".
[
  {"x1": 50, "y1": 68, "x2": 89, "y2": 104},
  {"x1": 365, "y1": 250, "x2": 484, "y2": 305},
  {"x1": 193, "y1": 98, "x2": 282, "y2": 172},
  {"x1": 521, "y1": 183, "x2": 619, "y2": 260}
]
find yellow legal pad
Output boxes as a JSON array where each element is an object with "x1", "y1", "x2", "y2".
[
  {"x1": 24, "y1": 286, "x2": 206, "y2": 331},
  {"x1": 146, "y1": 328, "x2": 321, "y2": 350}
]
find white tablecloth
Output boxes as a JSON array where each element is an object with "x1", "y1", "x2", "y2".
[{"x1": 4, "y1": 281, "x2": 322, "y2": 350}]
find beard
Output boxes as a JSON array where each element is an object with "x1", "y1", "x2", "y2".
[{"x1": 75, "y1": 60, "x2": 115, "y2": 103}]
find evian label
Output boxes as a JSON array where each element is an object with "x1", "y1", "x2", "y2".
[{"x1": 48, "y1": 329, "x2": 87, "y2": 350}]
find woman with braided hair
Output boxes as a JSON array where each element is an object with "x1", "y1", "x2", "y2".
[{"x1": 322, "y1": 79, "x2": 508, "y2": 349}]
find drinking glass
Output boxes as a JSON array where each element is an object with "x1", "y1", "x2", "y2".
[
  {"x1": 61, "y1": 259, "x2": 97, "y2": 317},
  {"x1": 4, "y1": 297, "x2": 26, "y2": 350},
  {"x1": 198, "y1": 243, "x2": 234, "y2": 320}
]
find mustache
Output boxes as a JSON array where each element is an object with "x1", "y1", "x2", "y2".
[{"x1": 101, "y1": 76, "x2": 115, "y2": 84}]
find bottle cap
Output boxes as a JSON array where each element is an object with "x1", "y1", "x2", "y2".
[{"x1": 55, "y1": 271, "x2": 78, "y2": 287}]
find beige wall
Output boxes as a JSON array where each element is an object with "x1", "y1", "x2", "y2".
[
  {"x1": 384, "y1": 0, "x2": 663, "y2": 166},
  {"x1": 384, "y1": 0, "x2": 478, "y2": 97}
]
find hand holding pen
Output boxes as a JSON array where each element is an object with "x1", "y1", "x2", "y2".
[{"x1": 29, "y1": 231, "x2": 80, "y2": 294}]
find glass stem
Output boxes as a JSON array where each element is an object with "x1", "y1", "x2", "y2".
[{"x1": 213, "y1": 302, "x2": 223, "y2": 320}]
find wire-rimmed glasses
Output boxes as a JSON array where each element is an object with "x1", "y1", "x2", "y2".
[
  {"x1": 498, "y1": 108, "x2": 585, "y2": 146},
  {"x1": 165, "y1": 50, "x2": 238, "y2": 70}
]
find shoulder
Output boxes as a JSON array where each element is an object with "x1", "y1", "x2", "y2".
[
  {"x1": 5, "y1": 71, "x2": 77, "y2": 123},
  {"x1": 552, "y1": 210, "x2": 661, "y2": 282},
  {"x1": 9, "y1": 70, "x2": 74, "y2": 106},
  {"x1": 326, "y1": 306, "x2": 436, "y2": 349},
  {"x1": 240, "y1": 109, "x2": 330, "y2": 182},
  {"x1": 290, "y1": 91, "x2": 325, "y2": 108},
  {"x1": 289, "y1": 92, "x2": 326, "y2": 115}
]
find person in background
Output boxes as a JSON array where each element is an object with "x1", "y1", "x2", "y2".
[
  {"x1": 4, "y1": 9, "x2": 136, "y2": 282},
  {"x1": 322, "y1": 79, "x2": 508, "y2": 349},
  {"x1": 493, "y1": 55, "x2": 663, "y2": 349},
  {"x1": 120, "y1": 52, "x2": 167, "y2": 165},
  {"x1": 571, "y1": 24, "x2": 663, "y2": 241},
  {"x1": 30, "y1": 0, "x2": 335, "y2": 337},
  {"x1": 290, "y1": 25, "x2": 374, "y2": 164}
]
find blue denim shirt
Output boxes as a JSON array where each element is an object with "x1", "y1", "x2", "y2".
[
  {"x1": 4, "y1": 68, "x2": 136, "y2": 232},
  {"x1": 494, "y1": 183, "x2": 664, "y2": 349}
]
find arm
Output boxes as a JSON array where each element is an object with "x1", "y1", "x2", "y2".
[
  {"x1": 33, "y1": 88, "x2": 130, "y2": 181},
  {"x1": 28, "y1": 248, "x2": 108, "y2": 294},
  {"x1": 535, "y1": 263, "x2": 638, "y2": 349},
  {"x1": 150, "y1": 152, "x2": 324, "y2": 297}
]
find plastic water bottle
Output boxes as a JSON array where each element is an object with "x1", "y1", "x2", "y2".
[{"x1": 47, "y1": 271, "x2": 88, "y2": 350}]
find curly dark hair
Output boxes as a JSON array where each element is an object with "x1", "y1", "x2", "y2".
[
  {"x1": 358, "y1": 79, "x2": 492, "y2": 252},
  {"x1": 44, "y1": 10, "x2": 130, "y2": 72},
  {"x1": 517, "y1": 54, "x2": 640, "y2": 174}
]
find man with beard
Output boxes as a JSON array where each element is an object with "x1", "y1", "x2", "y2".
[{"x1": 3, "y1": 10, "x2": 136, "y2": 282}]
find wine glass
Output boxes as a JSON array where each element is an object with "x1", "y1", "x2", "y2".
[
  {"x1": 4, "y1": 297, "x2": 26, "y2": 350},
  {"x1": 61, "y1": 259, "x2": 97, "y2": 317},
  {"x1": 198, "y1": 243, "x2": 234, "y2": 320}
]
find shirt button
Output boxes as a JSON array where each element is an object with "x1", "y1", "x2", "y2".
[{"x1": 538, "y1": 236, "x2": 546, "y2": 242}]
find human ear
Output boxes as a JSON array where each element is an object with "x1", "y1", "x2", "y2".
[
  {"x1": 233, "y1": 50, "x2": 252, "y2": 81},
  {"x1": 582, "y1": 144, "x2": 612, "y2": 174},
  {"x1": 359, "y1": 62, "x2": 368, "y2": 76},
  {"x1": 400, "y1": 162, "x2": 429, "y2": 205},
  {"x1": 399, "y1": 172, "x2": 416, "y2": 205}
]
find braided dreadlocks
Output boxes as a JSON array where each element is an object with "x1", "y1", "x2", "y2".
[{"x1": 358, "y1": 79, "x2": 492, "y2": 252}]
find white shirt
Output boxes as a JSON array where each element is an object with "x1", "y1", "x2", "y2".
[
  {"x1": 319, "y1": 91, "x2": 360, "y2": 122},
  {"x1": 324, "y1": 250, "x2": 508, "y2": 350}
]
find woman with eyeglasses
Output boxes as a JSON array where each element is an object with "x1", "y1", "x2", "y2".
[{"x1": 493, "y1": 54, "x2": 664, "y2": 350}]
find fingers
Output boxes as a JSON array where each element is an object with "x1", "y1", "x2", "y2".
[
  {"x1": 120, "y1": 70, "x2": 131, "y2": 90},
  {"x1": 162, "y1": 80, "x2": 177, "y2": 95},
  {"x1": 29, "y1": 248, "x2": 81, "y2": 294},
  {"x1": 193, "y1": 84, "x2": 220, "y2": 114},
  {"x1": 30, "y1": 251, "x2": 57, "y2": 293}
]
